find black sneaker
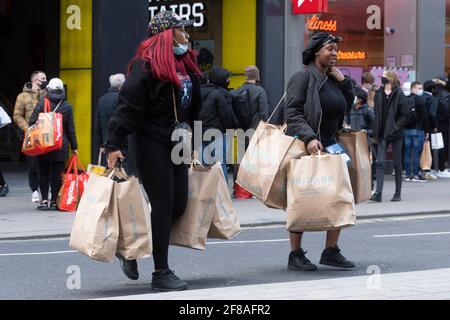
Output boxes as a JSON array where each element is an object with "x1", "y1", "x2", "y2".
[
  {"x1": 151, "y1": 269, "x2": 188, "y2": 292},
  {"x1": 320, "y1": 246, "x2": 355, "y2": 269},
  {"x1": 37, "y1": 200, "x2": 49, "y2": 211},
  {"x1": 0, "y1": 184, "x2": 9, "y2": 197},
  {"x1": 391, "y1": 194, "x2": 401, "y2": 202},
  {"x1": 288, "y1": 248, "x2": 317, "y2": 271},
  {"x1": 369, "y1": 192, "x2": 382, "y2": 202},
  {"x1": 116, "y1": 254, "x2": 139, "y2": 280}
]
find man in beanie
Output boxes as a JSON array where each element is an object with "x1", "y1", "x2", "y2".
[{"x1": 233, "y1": 65, "x2": 269, "y2": 130}]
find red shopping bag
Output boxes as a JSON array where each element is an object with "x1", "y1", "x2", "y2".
[
  {"x1": 22, "y1": 98, "x2": 63, "y2": 156},
  {"x1": 57, "y1": 156, "x2": 80, "y2": 212},
  {"x1": 74, "y1": 156, "x2": 89, "y2": 196}
]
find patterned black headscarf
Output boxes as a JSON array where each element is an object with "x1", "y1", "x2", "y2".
[{"x1": 302, "y1": 32, "x2": 342, "y2": 65}]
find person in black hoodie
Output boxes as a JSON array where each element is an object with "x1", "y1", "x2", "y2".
[
  {"x1": 402, "y1": 81, "x2": 429, "y2": 182},
  {"x1": 432, "y1": 77, "x2": 450, "y2": 178},
  {"x1": 106, "y1": 11, "x2": 202, "y2": 292},
  {"x1": 199, "y1": 66, "x2": 237, "y2": 182},
  {"x1": 370, "y1": 70, "x2": 408, "y2": 202},
  {"x1": 286, "y1": 32, "x2": 355, "y2": 272},
  {"x1": 29, "y1": 78, "x2": 78, "y2": 211}
]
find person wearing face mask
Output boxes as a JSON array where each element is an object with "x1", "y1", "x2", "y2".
[
  {"x1": 106, "y1": 11, "x2": 202, "y2": 292},
  {"x1": 28, "y1": 78, "x2": 78, "y2": 211},
  {"x1": 13, "y1": 70, "x2": 48, "y2": 204},
  {"x1": 370, "y1": 71, "x2": 408, "y2": 202},
  {"x1": 286, "y1": 32, "x2": 356, "y2": 272},
  {"x1": 402, "y1": 81, "x2": 429, "y2": 182}
]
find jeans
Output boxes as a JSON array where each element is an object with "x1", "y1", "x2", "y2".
[
  {"x1": 403, "y1": 129, "x2": 425, "y2": 177},
  {"x1": 202, "y1": 135, "x2": 229, "y2": 184},
  {"x1": 376, "y1": 138, "x2": 404, "y2": 196}
]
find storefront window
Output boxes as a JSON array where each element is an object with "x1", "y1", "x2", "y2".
[
  {"x1": 305, "y1": 0, "x2": 384, "y2": 85},
  {"x1": 148, "y1": 0, "x2": 222, "y2": 73}
]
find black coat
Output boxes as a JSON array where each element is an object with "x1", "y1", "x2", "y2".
[
  {"x1": 286, "y1": 63, "x2": 354, "y2": 145},
  {"x1": 373, "y1": 86, "x2": 408, "y2": 140},
  {"x1": 29, "y1": 90, "x2": 78, "y2": 162},
  {"x1": 435, "y1": 88, "x2": 450, "y2": 132},
  {"x1": 107, "y1": 59, "x2": 202, "y2": 149},
  {"x1": 233, "y1": 83, "x2": 269, "y2": 130},
  {"x1": 95, "y1": 87, "x2": 119, "y2": 146},
  {"x1": 199, "y1": 84, "x2": 237, "y2": 133}
]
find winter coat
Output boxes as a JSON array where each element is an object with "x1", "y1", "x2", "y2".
[
  {"x1": 286, "y1": 63, "x2": 354, "y2": 145},
  {"x1": 373, "y1": 86, "x2": 408, "y2": 140},
  {"x1": 29, "y1": 90, "x2": 78, "y2": 162},
  {"x1": 96, "y1": 87, "x2": 119, "y2": 146},
  {"x1": 13, "y1": 83, "x2": 43, "y2": 132},
  {"x1": 199, "y1": 84, "x2": 237, "y2": 133},
  {"x1": 404, "y1": 94, "x2": 430, "y2": 133},
  {"x1": 107, "y1": 59, "x2": 202, "y2": 149},
  {"x1": 346, "y1": 103, "x2": 375, "y2": 136},
  {"x1": 435, "y1": 88, "x2": 450, "y2": 132},
  {"x1": 233, "y1": 82, "x2": 269, "y2": 130}
]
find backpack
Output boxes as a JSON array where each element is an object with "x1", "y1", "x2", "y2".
[
  {"x1": 231, "y1": 88, "x2": 252, "y2": 128},
  {"x1": 404, "y1": 95, "x2": 418, "y2": 127}
]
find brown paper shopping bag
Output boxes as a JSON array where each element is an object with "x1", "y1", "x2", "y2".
[
  {"x1": 338, "y1": 131, "x2": 372, "y2": 204},
  {"x1": 207, "y1": 163, "x2": 240, "y2": 240},
  {"x1": 237, "y1": 121, "x2": 306, "y2": 209},
  {"x1": 69, "y1": 171, "x2": 118, "y2": 262},
  {"x1": 420, "y1": 141, "x2": 432, "y2": 170},
  {"x1": 170, "y1": 163, "x2": 219, "y2": 250},
  {"x1": 116, "y1": 176, "x2": 152, "y2": 260},
  {"x1": 286, "y1": 153, "x2": 356, "y2": 232}
]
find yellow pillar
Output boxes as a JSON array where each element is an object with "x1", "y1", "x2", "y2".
[
  {"x1": 59, "y1": 0, "x2": 92, "y2": 166},
  {"x1": 222, "y1": 0, "x2": 257, "y2": 90}
]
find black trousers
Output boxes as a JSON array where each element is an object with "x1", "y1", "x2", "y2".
[
  {"x1": 439, "y1": 131, "x2": 449, "y2": 171},
  {"x1": 26, "y1": 156, "x2": 39, "y2": 192},
  {"x1": 38, "y1": 161, "x2": 65, "y2": 202},
  {"x1": 131, "y1": 134, "x2": 188, "y2": 270},
  {"x1": 0, "y1": 168, "x2": 5, "y2": 186},
  {"x1": 375, "y1": 138, "x2": 404, "y2": 196}
]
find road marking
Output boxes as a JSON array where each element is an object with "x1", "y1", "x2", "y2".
[
  {"x1": 207, "y1": 239, "x2": 289, "y2": 245},
  {"x1": 0, "y1": 250, "x2": 77, "y2": 257},
  {"x1": 374, "y1": 231, "x2": 450, "y2": 238}
]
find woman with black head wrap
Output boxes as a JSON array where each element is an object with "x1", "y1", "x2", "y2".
[{"x1": 286, "y1": 32, "x2": 355, "y2": 271}]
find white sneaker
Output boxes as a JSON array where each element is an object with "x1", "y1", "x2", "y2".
[
  {"x1": 31, "y1": 191, "x2": 40, "y2": 203},
  {"x1": 437, "y1": 171, "x2": 450, "y2": 178}
]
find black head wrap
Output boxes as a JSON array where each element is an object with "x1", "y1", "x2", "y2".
[{"x1": 302, "y1": 32, "x2": 342, "y2": 65}]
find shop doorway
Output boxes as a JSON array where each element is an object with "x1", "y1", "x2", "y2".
[{"x1": 0, "y1": 0, "x2": 59, "y2": 162}]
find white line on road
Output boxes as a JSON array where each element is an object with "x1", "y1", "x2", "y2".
[
  {"x1": 0, "y1": 250, "x2": 77, "y2": 257},
  {"x1": 0, "y1": 239, "x2": 291, "y2": 257},
  {"x1": 374, "y1": 231, "x2": 450, "y2": 238}
]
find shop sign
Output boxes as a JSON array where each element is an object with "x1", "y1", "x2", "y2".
[
  {"x1": 306, "y1": 15, "x2": 336, "y2": 32},
  {"x1": 338, "y1": 51, "x2": 367, "y2": 60},
  {"x1": 149, "y1": 1, "x2": 205, "y2": 27},
  {"x1": 66, "y1": 5, "x2": 81, "y2": 30},
  {"x1": 292, "y1": 0, "x2": 328, "y2": 15}
]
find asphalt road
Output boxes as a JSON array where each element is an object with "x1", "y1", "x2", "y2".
[{"x1": 1, "y1": 214, "x2": 450, "y2": 300}]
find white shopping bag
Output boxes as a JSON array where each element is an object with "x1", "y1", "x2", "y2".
[
  {"x1": 0, "y1": 106, "x2": 12, "y2": 129},
  {"x1": 431, "y1": 133, "x2": 444, "y2": 150}
]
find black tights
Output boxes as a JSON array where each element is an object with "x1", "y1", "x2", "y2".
[
  {"x1": 0, "y1": 168, "x2": 5, "y2": 186},
  {"x1": 131, "y1": 134, "x2": 188, "y2": 271},
  {"x1": 38, "y1": 161, "x2": 65, "y2": 202}
]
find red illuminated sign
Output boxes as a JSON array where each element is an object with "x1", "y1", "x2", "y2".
[{"x1": 292, "y1": 0, "x2": 328, "y2": 15}]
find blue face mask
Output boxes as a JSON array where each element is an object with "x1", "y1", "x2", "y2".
[{"x1": 174, "y1": 43, "x2": 188, "y2": 56}]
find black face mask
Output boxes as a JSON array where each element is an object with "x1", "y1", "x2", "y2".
[
  {"x1": 381, "y1": 77, "x2": 389, "y2": 85},
  {"x1": 39, "y1": 81, "x2": 48, "y2": 90}
]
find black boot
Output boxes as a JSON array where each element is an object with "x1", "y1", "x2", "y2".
[
  {"x1": 151, "y1": 269, "x2": 188, "y2": 292},
  {"x1": 391, "y1": 194, "x2": 401, "y2": 202},
  {"x1": 320, "y1": 245, "x2": 355, "y2": 269},
  {"x1": 288, "y1": 248, "x2": 317, "y2": 271},
  {"x1": 369, "y1": 192, "x2": 382, "y2": 202},
  {"x1": 116, "y1": 254, "x2": 139, "y2": 280}
]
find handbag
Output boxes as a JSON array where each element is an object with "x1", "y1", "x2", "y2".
[
  {"x1": 0, "y1": 106, "x2": 12, "y2": 128},
  {"x1": 171, "y1": 86, "x2": 192, "y2": 149}
]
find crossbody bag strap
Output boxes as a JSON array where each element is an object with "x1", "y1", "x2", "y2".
[{"x1": 172, "y1": 86, "x2": 179, "y2": 124}]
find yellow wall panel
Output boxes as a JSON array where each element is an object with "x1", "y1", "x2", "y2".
[
  {"x1": 222, "y1": 0, "x2": 257, "y2": 89},
  {"x1": 60, "y1": 0, "x2": 92, "y2": 165},
  {"x1": 60, "y1": 0, "x2": 92, "y2": 69},
  {"x1": 59, "y1": 70, "x2": 92, "y2": 166}
]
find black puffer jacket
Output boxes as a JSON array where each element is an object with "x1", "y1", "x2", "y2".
[
  {"x1": 199, "y1": 67, "x2": 237, "y2": 133},
  {"x1": 286, "y1": 63, "x2": 354, "y2": 144},
  {"x1": 29, "y1": 90, "x2": 78, "y2": 162},
  {"x1": 107, "y1": 58, "x2": 202, "y2": 149},
  {"x1": 373, "y1": 86, "x2": 408, "y2": 140},
  {"x1": 96, "y1": 87, "x2": 119, "y2": 146}
]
